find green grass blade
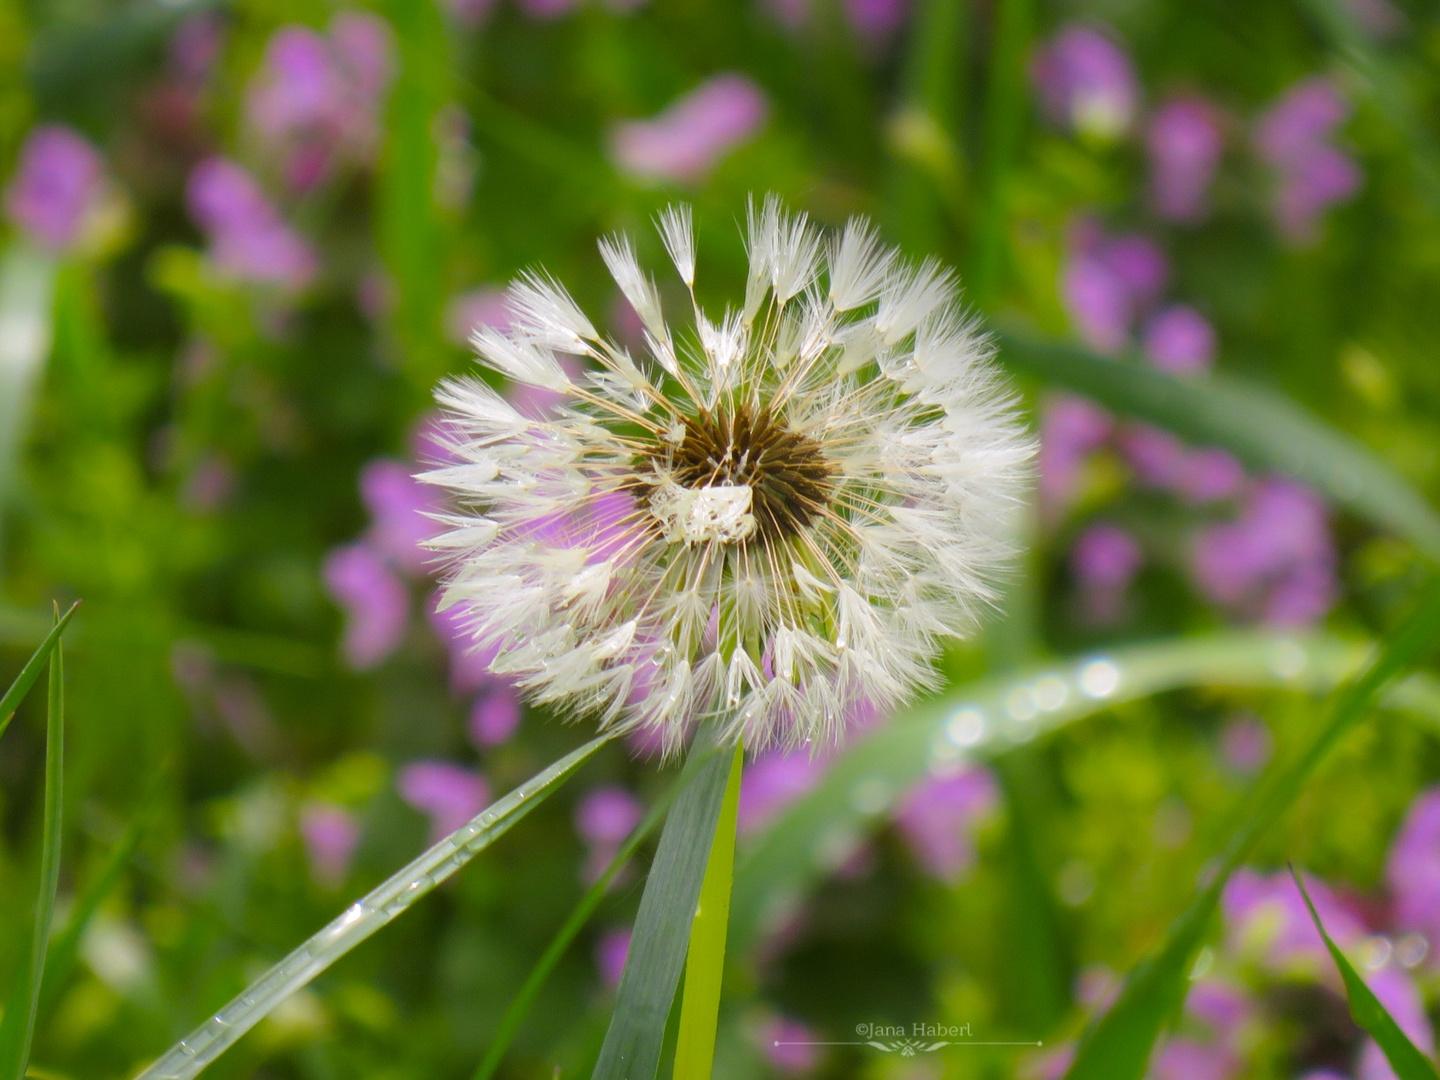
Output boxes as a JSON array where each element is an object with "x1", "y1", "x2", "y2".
[
  {"x1": 969, "y1": 0, "x2": 1034, "y2": 304},
  {"x1": 134, "y1": 733, "x2": 613, "y2": 1080},
  {"x1": 884, "y1": 0, "x2": 969, "y2": 251},
  {"x1": 0, "y1": 601, "x2": 79, "y2": 741},
  {"x1": 997, "y1": 333, "x2": 1440, "y2": 562},
  {"x1": 1062, "y1": 580, "x2": 1440, "y2": 1080},
  {"x1": 1290, "y1": 866, "x2": 1440, "y2": 1080},
  {"x1": 0, "y1": 616, "x2": 65, "y2": 1080},
  {"x1": 470, "y1": 770, "x2": 686, "y2": 1080},
  {"x1": 591, "y1": 739, "x2": 731, "y2": 1080},
  {"x1": 39, "y1": 766, "x2": 167, "y2": 1016},
  {"x1": 672, "y1": 745, "x2": 744, "y2": 1080},
  {"x1": 994, "y1": 752, "x2": 1072, "y2": 1033},
  {"x1": 731, "y1": 631, "x2": 1440, "y2": 955}
]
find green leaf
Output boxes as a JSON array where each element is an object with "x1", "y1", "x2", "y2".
[
  {"x1": 1290, "y1": 866, "x2": 1440, "y2": 1080},
  {"x1": 135, "y1": 733, "x2": 614, "y2": 1080},
  {"x1": 1062, "y1": 580, "x2": 1440, "y2": 1080},
  {"x1": 0, "y1": 601, "x2": 79, "y2": 742},
  {"x1": 471, "y1": 768, "x2": 685, "y2": 1080},
  {"x1": 591, "y1": 738, "x2": 732, "y2": 1080},
  {"x1": 997, "y1": 333, "x2": 1440, "y2": 563},
  {"x1": 672, "y1": 745, "x2": 745, "y2": 1080},
  {"x1": 732, "y1": 631, "x2": 1440, "y2": 956},
  {"x1": 0, "y1": 612, "x2": 65, "y2": 1080}
]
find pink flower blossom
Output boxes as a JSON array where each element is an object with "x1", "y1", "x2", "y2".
[
  {"x1": 610, "y1": 74, "x2": 768, "y2": 183},
  {"x1": 300, "y1": 802, "x2": 361, "y2": 886},
  {"x1": 398, "y1": 761, "x2": 488, "y2": 842},
  {"x1": 186, "y1": 157, "x2": 317, "y2": 290},
  {"x1": 1032, "y1": 25, "x2": 1138, "y2": 140},
  {"x1": 323, "y1": 543, "x2": 409, "y2": 669},
  {"x1": 893, "y1": 767, "x2": 998, "y2": 881},
  {"x1": 3, "y1": 125, "x2": 105, "y2": 253},
  {"x1": 1148, "y1": 97, "x2": 1224, "y2": 223}
]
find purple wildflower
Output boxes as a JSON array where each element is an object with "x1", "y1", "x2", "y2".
[
  {"x1": 397, "y1": 761, "x2": 488, "y2": 843},
  {"x1": 186, "y1": 157, "x2": 318, "y2": 291},
  {"x1": 595, "y1": 927, "x2": 631, "y2": 988},
  {"x1": 1357, "y1": 965, "x2": 1434, "y2": 1080},
  {"x1": 1061, "y1": 222, "x2": 1168, "y2": 353},
  {"x1": 1143, "y1": 305, "x2": 1217, "y2": 376},
  {"x1": 893, "y1": 767, "x2": 998, "y2": 881},
  {"x1": 3, "y1": 125, "x2": 105, "y2": 253},
  {"x1": 1071, "y1": 522, "x2": 1142, "y2": 624},
  {"x1": 610, "y1": 74, "x2": 767, "y2": 183},
  {"x1": 468, "y1": 682, "x2": 521, "y2": 747},
  {"x1": 739, "y1": 750, "x2": 827, "y2": 836},
  {"x1": 444, "y1": 286, "x2": 512, "y2": 346},
  {"x1": 359, "y1": 458, "x2": 443, "y2": 576},
  {"x1": 1255, "y1": 78, "x2": 1361, "y2": 244},
  {"x1": 1386, "y1": 787, "x2": 1440, "y2": 957},
  {"x1": 1151, "y1": 1039, "x2": 1239, "y2": 1080},
  {"x1": 757, "y1": 1015, "x2": 822, "y2": 1074},
  {"x1": 1148, "y1": 97, "x2": 1224, "y2": 223},
  {"x1": 575, "y1": 786, "x2": 644, "y2": 881},
  {"x1": 1219, "y1": 715, "x2": 1273, "y2": 775},
  {"x1": 1191, "y1": 479, "x2": 1337, "y2": 626},
  {"x1": 1031, "y1": 24, "x2": 1138, "y2": 140},
  {"x1": 323, "y1": 543, "x2": 409, "y2": 669},
  {"x1": 299, "y1": 802, "x2": 361, "y2": 887},
  {"x1": 1223, "y1": 868, "x2": 1365, "y2": 975},
  {"x1": 244, "y1": 14, "x2": 394, "y2": 190},
  {"x1": 1038, "y1": 394, "x2": 1112, "y2": 519},
  {"x1": 844, "y1": 0, "x2": 908, "y2": 42}
]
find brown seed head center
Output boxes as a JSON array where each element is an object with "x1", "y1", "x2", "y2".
[{"x1": 652, "y1": 404, "x2": 836, "y2": 543}]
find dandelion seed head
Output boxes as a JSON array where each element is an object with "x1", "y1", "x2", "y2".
[{"x1": 426, "y1": 199, "x2": 1034, "y2": 753}]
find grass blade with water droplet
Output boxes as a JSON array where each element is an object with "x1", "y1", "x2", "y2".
[
  {"x1": 731, "y1": 631, "x2": 1440, "y2": 956},
  {"x1": 134, "y1": 733, "x2": 613, "y2": 1080}
]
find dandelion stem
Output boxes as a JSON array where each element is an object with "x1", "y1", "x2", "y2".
[{"x1": 671, "y1": 743, "x2": 745, "y2": 1080}]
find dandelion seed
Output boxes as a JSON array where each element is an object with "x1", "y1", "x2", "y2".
[{"x1": 426, "y1": 199, "x2": 1034, "y2": 753}]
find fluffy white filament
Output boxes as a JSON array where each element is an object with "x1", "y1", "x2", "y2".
[{"x1": 426, "y1": 196, "x2": 1034, "y2": 753}]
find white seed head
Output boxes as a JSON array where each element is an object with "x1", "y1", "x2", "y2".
[{"x1": 428, "y1": 198, "x2": 1034, "y2": 754}]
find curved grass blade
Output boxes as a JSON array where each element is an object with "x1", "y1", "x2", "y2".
[
  {"x1": 731, "y1": 631, "x2": 1440, "y2": 955},
  {"x1": 1062, "y1": 580, "x2": 1440, "y2": 1080},
  {"x1": 1290, "y1": 866, "x2": 1440, "y2": 1080},
  {"x1": 591, "y1": 739, "x2": 731, "y2": 1080},
  {"x1": 672, "y1": 745, "x2": 745, "y2": 1080},
  {"x1": 470, "y1": 768, "x2": 686, "y2": 1080},
  {"x1": 997, "y1": 333, "x2": 1440, "y2": 563},
  {"x1": 135, "y1": 733, "x2": 613, "y2": 1080},
  {"x1": 0, "y1": 617, "x2": 64, "y2": 1080},
  {"x1": 0, "y1": 601, "x2": 79, "y2": 742}
]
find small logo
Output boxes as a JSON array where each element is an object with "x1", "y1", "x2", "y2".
[{"x1": 772, "y1": 1023, "x2": 1041, "y2": 1058}]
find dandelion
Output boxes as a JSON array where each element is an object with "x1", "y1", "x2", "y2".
[{"x1": 426, "y1": 198, "x2": 1033, "y2": 754}]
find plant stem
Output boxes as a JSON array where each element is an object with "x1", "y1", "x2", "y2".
[{"x1": 671, "y1": 744, "x2": 745, "y2": 1080}]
